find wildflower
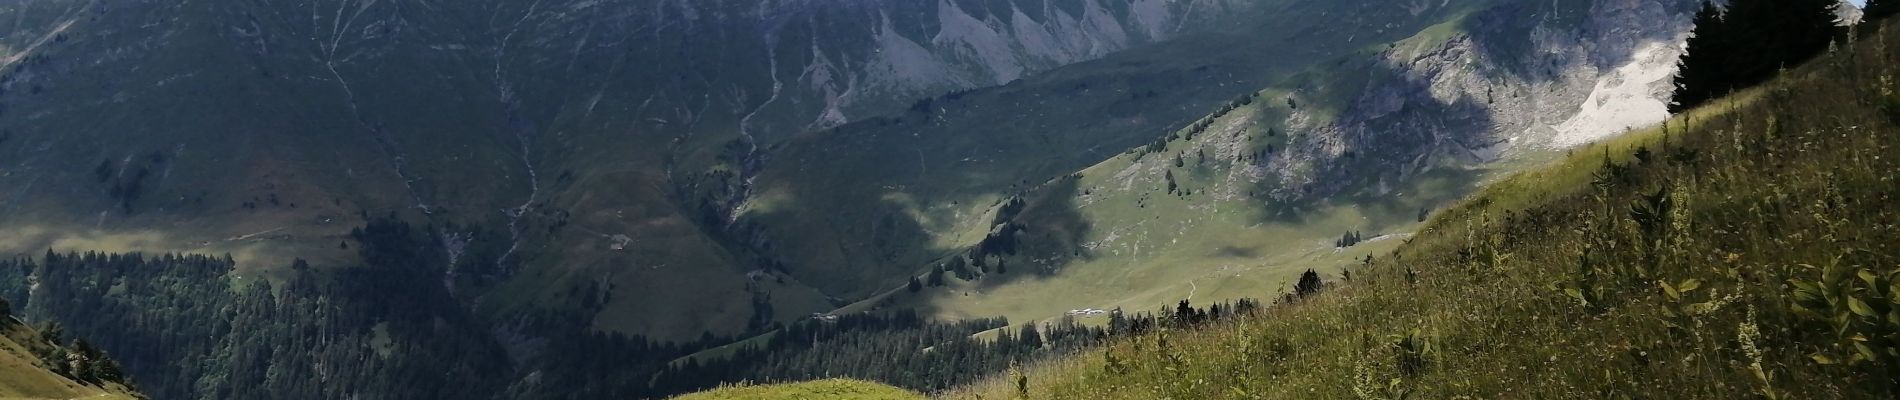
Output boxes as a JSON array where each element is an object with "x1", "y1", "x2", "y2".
[{"x1": 1737, "y1": 306, "x2": 1773, "y2": 395}]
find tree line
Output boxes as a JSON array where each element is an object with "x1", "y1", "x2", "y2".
[
  {"x1": 0, "y1": 213, "x2": 1341, "y2": 399},
  {"x1": 1, "y1": 297, "x2": 129, "y2": 388},
  {"x1": 656, "y1": 295, "x2": 1277, "y2": 395},
  {"x1": 1671, "y1": 0, "x2": 1850, "y2": 112},
  {"x1": 0, "y1": 219, "x2": 712, "y2": 399}
]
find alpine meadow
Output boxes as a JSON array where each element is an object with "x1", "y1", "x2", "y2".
[{"x1": 0, "y1": 0, "x2": 1895, "y2": 399}]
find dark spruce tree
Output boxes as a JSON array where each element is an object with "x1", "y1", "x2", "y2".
[
  {"x1": 1671, "y1": 0, "x2": 1842, "y2": 112},
  {"x1": 1018, "y1": 323, "x2": 1043, "y2": 350},
  {"x1": 1869, "y1": 0, "x2": 1899, "y2": 23},
  {"x1": 1295, "y1": 269, "x2": 1324, "y2": 298},
  {"x1": 927, "y1": 267, "x2": 946, "y2": 286},
  {"x1": 1730, "y1": 0, "x2": 1840, "y2": 82},
  {"x1": 1670, "y1": 1, "x2": 1730, "y2": 113}
]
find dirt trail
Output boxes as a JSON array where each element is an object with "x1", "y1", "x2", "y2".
[
  {"x1": 225, "y1": 227, "x2": 287, "y2": 242},
  {"x1": 0, "y1": 4, "x2": 86, "y2": 69}
]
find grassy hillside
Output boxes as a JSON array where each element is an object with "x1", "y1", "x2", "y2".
[
  {"x1": 946, "y1": 18, "x2": 1900, "y2": 400},
  {"x1": 674, "y1": 0, "x2": 1682, "y2": 377},
  {"x1": 671, "y1": 379, "x2": 922, "y2": 400},
  {"x1": 740, "y1": 0, "x2": 1509, "y2": 305},
  {"x1": 778, "y1": 0, "x2": 1661, "y2": 334},
  {"x1": 0, "y1": 311, "x2": 141, "y2": 400},
  {"x1": 671, "y1": 0, "x2": 1494, "y2": 365}
]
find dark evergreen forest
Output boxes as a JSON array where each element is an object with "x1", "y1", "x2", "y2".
[{"x1": 0, "y1": 217, "x2": 1261, "y2": 399}]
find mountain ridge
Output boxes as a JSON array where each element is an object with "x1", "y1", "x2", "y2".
[
  {"x1": 10, "y1": 0, "x2": 1879, "y2": 399},
  {"x1": 0, "y1": 0, "x2": 1246, "y2": 341},
  {"x1": 739, "y1": 0, "x2": 1694, "y2": 330}
]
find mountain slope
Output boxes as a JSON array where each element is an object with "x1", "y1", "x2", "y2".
[
  {"x1": 737, "y1": 0, "x2": 1488, "y2": 305},
  {"x1": 744, "y1": 0, "x2": 1692, "y2": 328},
  {"x1": 0, "y1": 0, "x2": 1786, "y2": 399},
  {"x1": 0, "y1": 0, "x2": 1689, "y2": 345},
  {"x1": 0, "y1": 310, "x2": 141, "y2": 400},
  {"x1": 0, "y1": 0, "x2": 1248, "y2": 341},
  {"x1": 949, "y1": 15, "x2": 1900, "y2": 399}
]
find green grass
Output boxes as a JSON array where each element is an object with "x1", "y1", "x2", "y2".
[
  {"x1": 747, "y1": 0, "x2": 1529, "y2": 339},
  {"x1": 854, "y1": 60, "x2": 1501, "y2": 330},
  {"x1": 0, "y1": 317, "x2": 141, "y2": 400},
  {"x1": 671, "y1": 379, "x2": 922, "y2": 400},
  {"x1": 779, "y1": 92, "x2": 1470, "y2": 336},
  {"x1": 724, "y1": 3, "x2": 1525, "y2": 343},
  {"x1": 945, "y1": 19, "x2": 1900, "y2": 400}
]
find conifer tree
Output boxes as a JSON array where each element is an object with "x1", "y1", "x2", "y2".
[
  {"x1": 1671, "y1": 1, "x2": 1729, "y2": 113},
  {"x1": 95, "y1": 356, "x2": 123, "y2": 383},
  {"x1": 39, "y1": 321, "x2": 64, "y2": 345},
  {"x1": 1672, "y1": 0, "x2": 1841, "y2": 112},
  {"x1": 1295, "y1": 269, "x2": 1324, "y2": 297},
  {"x1": 1868, "y1": 0, "x2": 1899, "y2": 22},
  {"x1": 1724, "y1": 0, "x2": 1840, "y2": 82},
  {"x1": 1174, "y1": 300, "x2": 1198, "y2": 327},
  {"x1": 1018, "y1": 324, "x2": 1043, "y2": 350}
]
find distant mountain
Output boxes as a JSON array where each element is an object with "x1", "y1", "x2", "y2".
[
  {"x1": 743, "y1": 0, "x2": 1694, "y2": 326},
  {"x1": 0, "y1": 0, "x2": 1720, "y2": 398},
  {"x1": 0, "y1": 0, "x2": 1243, "y2": 342},
  {"x1": 956, "y1": 13, "x2": 1900, "y2": 399},
  {"x1": 1840, "y1": 0, "x2": 1867, "y2": 25}
]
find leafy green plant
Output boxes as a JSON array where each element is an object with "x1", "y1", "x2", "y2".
[
  {"x1": 1788, "y1": 255, "x2": 1900, "y2": 366},
  {"x1": 1629, "y1": 186, "x2": 1674, "y2": 274},
  {"x1": 1657, "y1": 277, "x2": 1707, "y2": 330},
  {"x1": 1102, "y1": 348, "x2": 1128, "y2": 376},
  {"x1": 1655, "y1": 275, "x2": 1741, "y2": 362},
  {"x1": 1879, "y1": 73, "x2": 1900, "y2": 124},
  {"x1": 1556, "y1": 254, "x2": 1607, "y2": 312},
  {"x1": 1390, "y1": 329, "x2": 1433, "y2": 377},
  {"x1": 1350, "y1": 357, "x2": 1413, "y2": 400}
]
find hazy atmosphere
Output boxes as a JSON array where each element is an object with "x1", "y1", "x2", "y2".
[{"x1": 0, "y1": 0, "x2": 1896, "y2": 399}]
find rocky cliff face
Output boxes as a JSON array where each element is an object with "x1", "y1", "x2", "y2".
[
  {"x1": 551, "y1": 0, "x2": 1243, "y2": 139},
  {"x1": 1266, "y1": 0, "x2": 1695, "y2": 198},
  {"x1": 863, "y1": 0, "x2": 1704, "y2": 326},
  {"x1": 1442, "y1": 0, "x2": 1692, "y2": 151}
]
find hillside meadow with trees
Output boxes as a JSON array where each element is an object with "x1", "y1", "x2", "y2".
[{"x1": 948, "y1": 7, "x2": 1900, "y2": 399}]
